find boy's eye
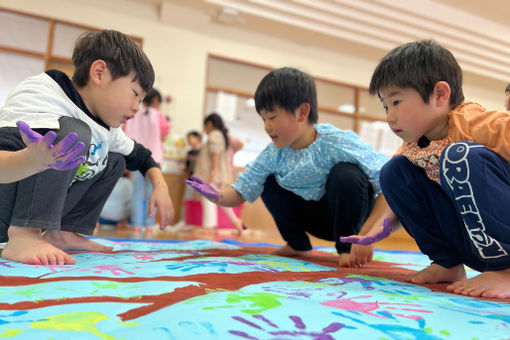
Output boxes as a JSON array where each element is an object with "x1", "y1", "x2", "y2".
[
  {"x1": 392, "y1": 100, "x2": 401, "y2": 106},
  {"x1": 383, "y1": 106, "x2": 388, "y2": 112},
  {"x1": 133, "y1": 89, "x2": 139, "y2": 97}
]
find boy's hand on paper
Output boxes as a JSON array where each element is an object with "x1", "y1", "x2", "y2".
[
  {"x1": 17, "y1": 120, "x2": 86, "y2": 171},
  {"x1": 339, "y1": 218, "x2": 392, "y2": 245},
  {"x1": 185, "y1": 175, "x2": 222, "y2": 202}
]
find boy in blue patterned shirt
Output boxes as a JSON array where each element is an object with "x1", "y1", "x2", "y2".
[{"x1": 187, "y1": 67, "x2": 393, "y2": 266}]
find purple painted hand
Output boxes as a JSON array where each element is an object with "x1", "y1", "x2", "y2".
[
  {"x1": 340, "y1": 218, "x2": 392, "y2": 245},
  {"x1": 184, "y1": 175, "x2": 222, "y2": 202},
  {"x1": 17, "y1": 120, "x2": 86, "y2": 171}
]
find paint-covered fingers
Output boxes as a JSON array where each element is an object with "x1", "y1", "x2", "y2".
[
  {"x1": 17, "y1": 121, "x2": 85, "y2": 171},
  {"x1": 16, "y1": 120, "x2": 43, "y2": 143},
  {"x1": 185, "y1": 176, "x2": 221, "y2": 202},
  {"x1": 54, "y1": 141, "x2": 86, "y2": 170},
  {"x1": 340, "y1": 218, "x2": 392, "y2": 245}
]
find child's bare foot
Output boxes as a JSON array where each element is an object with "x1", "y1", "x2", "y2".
[
  {"x1": 407, "y1": 263, "x2": 466, "y2": 284},
  {"x1": 269, "y1": 244, "x2": 312, "y2": 257},
  {"x1": 2, "y1": 226, "x2": 76, "y2": 265},
  {"x1": 446, "y1": 269, "x2": 510, "y2": 299},
  {"x1": 43, "y1": 230, "x2": 113, "y2": 252}
]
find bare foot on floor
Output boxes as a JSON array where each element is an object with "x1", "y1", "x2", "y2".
[
  {"x1": 2, "y1": 226, "x2": 76, "y2": 265},
  {"x1": 269, "y1": 244, "x2": 312, "y2": 257},
  {"x1": 447, "y1": 269, "x2": 510, "y2": 299},
  {"x1": 43, "y1": 230, "x2": 113, "y2": 252},
  {"x1": 407, "y1": 263, "x2": 466, "y2": 284}
]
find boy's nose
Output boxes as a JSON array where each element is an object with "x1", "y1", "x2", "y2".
[
  {"x1": 264, "y1": 122, "x2": 272, "y2": 133},
  {"x1": 386, "y1": 110, "x2": 396, "y2": 124},
  {"x1": 132, "y1": 100, "x2": 141, "y2": 113}
]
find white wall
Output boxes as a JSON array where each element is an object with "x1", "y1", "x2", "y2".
[{"x1": 1, "y1": 0, "x2": 507, "y2": 136}]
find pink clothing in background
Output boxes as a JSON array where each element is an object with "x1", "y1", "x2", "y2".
[
  {"x1": 159, "y1": 111, "x2": 170, "y2": 137},
  {"x1": 124, "y1": 107, "x2": 170, "y2": 164}
]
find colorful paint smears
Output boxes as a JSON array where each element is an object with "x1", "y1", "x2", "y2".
[{"x1": 0, "y1": 238, "x2": 508, "y2": 339}]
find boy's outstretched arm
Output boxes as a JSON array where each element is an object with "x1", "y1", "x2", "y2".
[
  {"x1": 0, "y1": 121, "x2": 86, "y2": 183},
  {"x1": 185, "y1": 175, "x2": 245, "y2": 207},
  {"x1": 339, "y1": 194, "x2": 399, "y2": 268},
  {"x1": 145, "y1": 167, "x2": 175, "y2": 229}
]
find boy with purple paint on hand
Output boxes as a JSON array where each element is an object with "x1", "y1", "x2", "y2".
[
  {"x1": 0, "y1": 30, "x2": 174, "y2": 266},
  {"x1": 187, "y1": 67, "x2": 394, "y2": 267},
  {"x1": 344, "y1": 40, "x2": 510, "y2": 299}
]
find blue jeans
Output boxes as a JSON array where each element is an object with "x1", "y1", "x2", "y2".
[
  {"x1": 380, "y1": 142, "x2": 510, "y2": 272},
  {"x1": 130, "y1": 171, "x2": 156, "y2": 227}
]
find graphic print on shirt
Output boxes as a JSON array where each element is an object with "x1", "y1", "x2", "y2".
[
  {"x1": 441, "y1": 142, "x2": 507, "y2": 260},
  {"x1": 75, "y1": 141, "x2": 106, "y2": 181}
]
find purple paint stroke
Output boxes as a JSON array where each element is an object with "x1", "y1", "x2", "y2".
[
  {"x1": 0, "y1": 261, "x2": 15, "y2": 268},
  {"x1": 231, "y1": 315, "x2": 344, "y2": 339},
  {"x1": 232, "y1": 316, "x2": 263, "y2": 330},
  {"x1": 253, "y1": 314, "x2": 278, "y2": 328},
  {"x1": 228, "y1": 330, "x2": 258, "y2": 340},
  {"x1": 289, "y1": 315, "x2": 306, "y2": 329},
  {"x1": 269, "y1": 330, "x2": 338, "y2": 340},
  {"x1": 340, "y1": 218, "x2": 392, "y2": 245},
  {"x1": 322, "y1": 322, "x2": 346, "y2": 333}
]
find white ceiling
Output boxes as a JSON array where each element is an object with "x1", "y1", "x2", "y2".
[{"x1": 132, "y1": 0, "x2": 510, "y2": 84}]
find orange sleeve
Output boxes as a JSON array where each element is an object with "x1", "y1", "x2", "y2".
[{"x1": 449, "y1": 103, "x2": 510, "y2": 161}]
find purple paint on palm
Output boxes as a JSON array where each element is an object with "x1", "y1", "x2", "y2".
[
  {"x1": 339, "y1": 218, "x2": 392, "y2": 245},
  {"x1": 185, "y1": 175, "x2": 222, "y2": 201}
]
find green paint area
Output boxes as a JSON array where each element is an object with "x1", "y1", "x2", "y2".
[{"x1": 200, "y1": 291, "x2": 286, "y2": 315}]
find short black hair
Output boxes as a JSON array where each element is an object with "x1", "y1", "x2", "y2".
[
  {"x1": 369, "y1": 40, "x2": 464, "y2": 109},
  {"x1": 187, "y1": 130, "x2": 201, "y2": 139},
  {"x1": 505, "y1": 83, "x2": 510, "y2": 93},
  {"x1": 72, "y1": 30, "x2": 154, "y2": 92},
  {"x1": 254, "y1": 67, "x2": 318, "y2": 124}
]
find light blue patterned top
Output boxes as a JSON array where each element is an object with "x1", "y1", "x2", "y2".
[{"x1": 231, "y1": 124, "x2": 389, "y2": 202}]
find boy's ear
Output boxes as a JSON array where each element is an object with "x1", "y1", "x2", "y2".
[
  {"x1": 89, "y1": 60, "x2": 108, "y2": 85},
  {"x1": 432, "y1": 81, "x2": 451, "y2": 108},
  {"x1": 296, "y1": 102, "x2": 311, "y2": 122}
]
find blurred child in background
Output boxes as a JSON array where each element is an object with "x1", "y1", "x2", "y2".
[
  {"x1": 124, "y1": 88, "x2": 170, "y2": 236},
  {"x1": 194, "y1": 113, "x2": 244, "y2": 233},
  {"x1": 172, "y1": 130, "x2": 202, "y2": 230}
]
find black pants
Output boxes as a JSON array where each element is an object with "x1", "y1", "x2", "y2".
[
  {"x1": 261, "y1": 162, "x2": 374, "y2": 254},
  {"x1": 0, "y1": 117, "x2": 125, "y2": 241}
]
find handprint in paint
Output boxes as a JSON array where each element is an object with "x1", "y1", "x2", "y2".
[{"x1": 229, "y1": 314, "x2": 348, "y2": 339}]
